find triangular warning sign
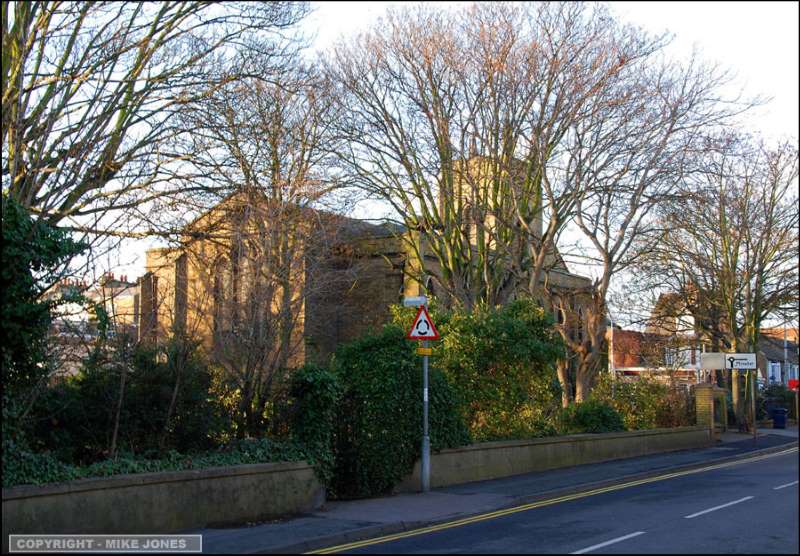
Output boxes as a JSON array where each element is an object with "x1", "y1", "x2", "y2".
[{"x1": 406, "y1": 306, "x2": 440, "y2": 340}]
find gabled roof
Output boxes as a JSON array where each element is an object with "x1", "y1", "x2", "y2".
[{"x1": 758, "y1": 335, "x2": 799, "y2": 365}]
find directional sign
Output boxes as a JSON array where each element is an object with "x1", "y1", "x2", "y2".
[
  {"x1": 407, "y1": 305, "x2": 440, "y2": 340},
  {"x1": 725, "y1": 353, "x2": 756, "y2": 369},
  {"x1": 700, "y1": 353, "x2": 726, "y2": 370},
  {"x1": 700, "y1": 352, "x2": 756, "y2": 370}
]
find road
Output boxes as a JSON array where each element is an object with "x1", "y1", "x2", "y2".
[{"x1": 319, "y1": 447, "x2": 799, "y2": 554}]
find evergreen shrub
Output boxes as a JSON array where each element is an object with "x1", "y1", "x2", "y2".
[
  {"x1": 330, "y1": 325, "x2": 469, "y2": 499},
  {"x1": 393, "y1": 299, "x2": 564, "y2": 441},
  {"x1": 560, "y1": 399, "x2": 625, "y2": 434}
]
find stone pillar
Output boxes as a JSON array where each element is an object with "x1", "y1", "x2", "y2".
[
  {"x1": 695, "y1": 384, "x2": 715, "y2": 429},
  {"x1": 695, "y1": 384, "x2": 727, "y2": 432}
]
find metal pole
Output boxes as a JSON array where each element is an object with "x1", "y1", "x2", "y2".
[
  {"x1": 784, "y1": 323, "x2": 789, "y2": 385},
  {"x1": 751, "y1": 369, "x2": 757, "y2": 444},
  {"x1": 422, "y1": 341, "x2": 430, "y2": 493},
  {"x1": 418, "y1": 227, "x2": 430, "y2": 493}
]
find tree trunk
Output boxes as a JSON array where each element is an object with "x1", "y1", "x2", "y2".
[
  {"x1": 556, "y1": 359, "x2": 572, "y2": 408},
  {"x1": 160, "y1": 345, "x2": 185, "y2": 451},
  {"x1": 575, "y1": 374, "x2": 591, "y2": 403},
  {"x1": 109, "y1": 361, "x2": 128, "y2": 458},
  {"x1": 732, "y1": 370, "x2": 746, "y2": 431},
  {"x1": 574, "y1": 359, "x2": 595, "y2": 403},
  {"x1": 236, "y1": 388, "x2": 251, "y2": 439}
]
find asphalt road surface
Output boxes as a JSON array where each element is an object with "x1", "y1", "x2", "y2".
[{"x1": 326, "y1": 447, "x2": 799, "y2": 554}]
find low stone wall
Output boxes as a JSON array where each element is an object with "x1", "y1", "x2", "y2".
[
  {"x1": 397, "y1": 426, "x2": 710, "y2": 492},
  {"x1": 2, "y1": 461, "x2": 324, "y2": 550}
]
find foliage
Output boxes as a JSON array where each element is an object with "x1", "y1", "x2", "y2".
[
  {"x1": 330, "y1": 325, "x2": 469, "y2": 499},
  {"x1": 3, "y1": 436, "x2": 310, "y2": 489},
  {"x1": 27, "y1": 339, "x2": 230, "y2": 464},
  {"x1": 1, "y1": 195, "x2": 85, "y2": 416},
  {"x1": 591, "y1": 374, "x2": 661, "y2": 430},
  {"x1": 393, "y1": 299, "x2": 564, "y2": 441},
  {"x1": 654, "y1": 387, "x2": 695, "y2": 428},
  {"x1": 559, "y1": 399, "x2": 626, "y2": 434},
  {"x1": 591, "y1": 374, "x2": 694, "y2": 430},
  {"x1": 2, "y1": 436, "x2": 78, "y2": 488},
  {"x1": 283, "y1": 364, "x2": 341, "y2": 485},
  {"x1": 758, "y1": 384, "x2": 798, "y2": 421}
]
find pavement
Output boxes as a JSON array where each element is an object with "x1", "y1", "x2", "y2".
[{"x1": 192, "y1": 426, "x2": 798, "y2": 554}]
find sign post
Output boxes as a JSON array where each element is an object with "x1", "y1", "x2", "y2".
[
  {"x1": 701, "y1": 352, "x2": 758, "y2": 441},
  {"x1": 789, "y1": 379, "x2": 799, "y2": 428},
  {"x1": 405, "y1": 298, "x2": 440, "y2": 493},
  {"x1": 750, "y1": 369, "x2": 757, "y2": 443}
]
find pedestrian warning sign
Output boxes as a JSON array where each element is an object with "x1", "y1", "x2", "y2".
[{"x1": 407, "y1": 306, "x2": 440, "y2": 340}]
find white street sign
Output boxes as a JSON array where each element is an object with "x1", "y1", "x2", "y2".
[
  {"x1": 700, "y1": 353, "x2": 725, "y2": 370},
  {"x1": 700, "y1": 352, "x2": 757, "y2": 370},
  {"x1": 724, "y1": 353, "x2": 756, "y2": 369},
  {"x1": 403, "y1": 296, "x2": 428, "y2": 307}
]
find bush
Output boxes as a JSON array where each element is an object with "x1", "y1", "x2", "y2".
[
  {"x1": 284, "y1": 364, "x2": 340, "y2": 485},
  {"x1": 591, "y1": 374, "x2": 693, "y2": 430},
  {"x1": 2, "y1": 435, "x2": 80, "y2": 487},
  {"x1": 28, "y1": 339, "x2": 230, "y2": 463},
  {"x1": 2, "y1": 436, "x2": 310, "y2": 488},
  {"x1": 392, "y1": 299, "x2": 564, "y2": 441},
  {"x1": 654, "y1": 386, "x2": 695, "y2": 428},
  {"x1": 1, "y1": 195, "x2": 85, "y2": 429},
  {"x1": 330, "y1": 325, "x2": 469, "y2": 499},
  {"x1": 560, "y1": 399, "x2": 625, "y2": 434},
  {"x1": 758, "y1": 384, "x2": 797, "y2": 420}
]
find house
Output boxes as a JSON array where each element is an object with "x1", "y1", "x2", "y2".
[
  {"x1": 608, "y1": 326, "x2": 703, "y2": 387},
  {"x1": 45, "y1": 274, "x2": 139, "y2": 377},
  {"x1": 615, "y1": 292, "x2": 799, "y2": 386},
  {"x1": 758, "y1": 331, "x2": 799, "y2": 385}
]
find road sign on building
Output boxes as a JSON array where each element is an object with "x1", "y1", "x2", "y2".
[{"x1": 407, "y1": 306, "x2": 439, "y2": 340}]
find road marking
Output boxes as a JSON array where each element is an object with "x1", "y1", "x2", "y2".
[
  {"x1": 570, "y1": 531, "x2": 646, "y2": 554},
  {"x1": 773, "y1": 480, "x2": 799, "y2": 490},
  {"x1": 684, "y1": 496, "x2": 754, "y2": 519},
  {"x1": 308, "y1": 447, "x2": 797, "y2": 554}
]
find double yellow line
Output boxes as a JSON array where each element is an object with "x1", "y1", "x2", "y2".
[{"x1": 309, "y1": 446, "x2": 798, "y2": 554}]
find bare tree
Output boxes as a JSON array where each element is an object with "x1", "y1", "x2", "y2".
[
  {"x1": 325, "y1": 2, "x2": 659, "y2": 310},
  {"x1": 2, "y1": 2, "x2": 312, "y2": 430},
  {"x1": 2, "y1": 1, "x2": 309, "y2": 246},
  {"x1": 633, "y1": 134, "x2": 799, "y2": 427},
  {"x1": 545, "y1": 50, "x2": 755, "y2": 403},
  {"x1": 167, "y1": 61, "x2": 351, "y2": 438}
]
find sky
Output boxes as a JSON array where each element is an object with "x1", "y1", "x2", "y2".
[
  {"x1": 112, "y1": 1, "x2": 799, "y2": 286},
  {"x1": 305, "y1": 1, "x2": 798, "y2": 141}
]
